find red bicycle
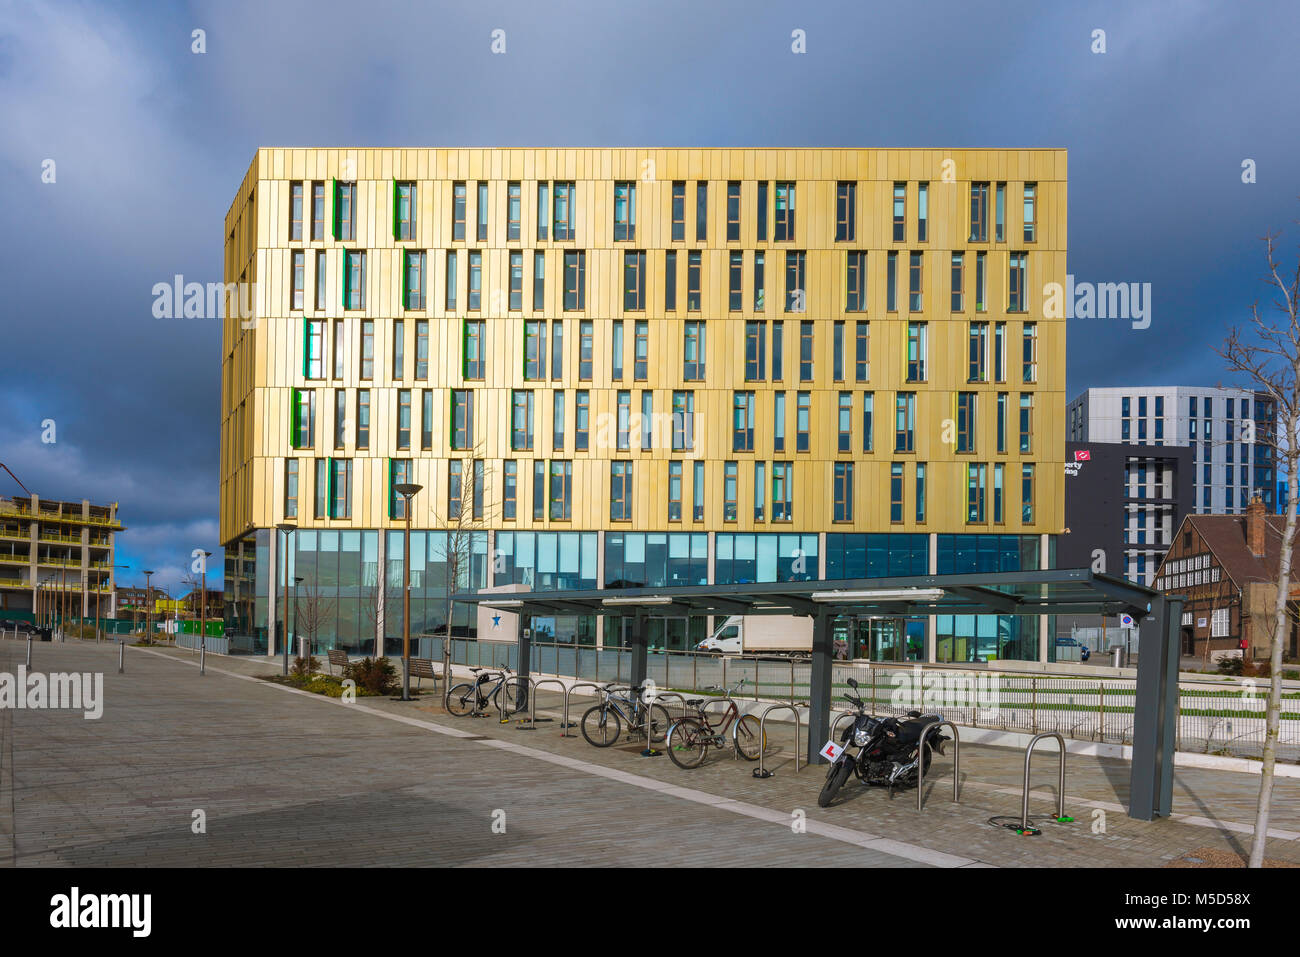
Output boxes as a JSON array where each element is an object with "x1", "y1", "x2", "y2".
[{"x1": 666, "y1": 679, "x2": 767, "y2": 768}]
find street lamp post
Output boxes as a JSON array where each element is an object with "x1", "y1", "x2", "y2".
[
  {"x1": 294, "y1": 576, "x2": 303, "y2": 657},
  {"x1": 393, "y1": 483, "x2": 423, "y2": 701},
  {"x1": 143, "y1": 570, "x2": 154, "y2": 645},
  {"x1": 200, "y1": 551, "x2": 212, "y2": 675},
  {"x1": 276, "y1": 522, "x2": 296, "y2": 675}
]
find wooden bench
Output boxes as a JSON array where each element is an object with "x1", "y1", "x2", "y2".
[
  {"x1": 327, "y1": 648, "x2": 349, "y2": 675},
  {"x1": 410, "y1": 657, "x2": 438, "y2": 691}
]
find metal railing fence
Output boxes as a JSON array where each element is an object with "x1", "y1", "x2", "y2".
[{"x1": 412, "y1": 636, "x2": 1299, "y2": 761}]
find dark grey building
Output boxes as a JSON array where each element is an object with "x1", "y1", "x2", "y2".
[
  {"x1": 1061, "y1": 441, "x2": 1194, "y2": 587},
  {"x1": 1056, "y1": 442, "x2": 1193, "y2": 656}
]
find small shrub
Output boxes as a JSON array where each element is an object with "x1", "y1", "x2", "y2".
[
  {"x1": 1251, "y1": 663, "x2": 1300, "y2": 680},
  {"x1": 1217, "y1": 656, "x2": 1245, "y2": 677},
  {"x1": 291, "y1": 655, "x2": 321, "y2": 678},
  {"x1": 343, "y1": 656, "x2": 399, "y2": 695}
]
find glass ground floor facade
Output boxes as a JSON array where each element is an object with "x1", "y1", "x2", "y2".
[{"x1": 223, "y1": 529, "x2": 1057, "y2": 663}]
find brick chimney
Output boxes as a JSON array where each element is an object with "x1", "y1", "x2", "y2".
[{"x1": 1246, "y1": 494, "x2": 1266, "y2": 557}]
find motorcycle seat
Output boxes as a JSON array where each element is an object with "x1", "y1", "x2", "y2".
[{"x1": 895, "y1": 714, "x2": 942, "y2": 744}]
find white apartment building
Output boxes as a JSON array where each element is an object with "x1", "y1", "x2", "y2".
[{"x1": 1067, "y1": 387, "x2": 1277, "y2": 517}]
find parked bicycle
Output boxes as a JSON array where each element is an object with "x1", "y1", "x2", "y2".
[
  {"x1": 665, "y1": 680, "x2": 766, "y2": 768},
  {"x1": 446, "y1": 667, "x2": 526, "y2": 718},
  {"x1": 580, "y1": 682, "x2": 673, "y2": 747}
]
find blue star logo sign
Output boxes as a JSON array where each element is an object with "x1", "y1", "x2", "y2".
[{"x1": 492, "y1": 615, "x2": 502, "y2": 629}]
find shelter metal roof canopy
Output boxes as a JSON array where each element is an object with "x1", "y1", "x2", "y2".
[
  {"x1": 453, "y1": 568, "x2": 1157, "y2": 621},
  {"x1": 450, "y1": 567, "x2": 1181, "y2": 824}
]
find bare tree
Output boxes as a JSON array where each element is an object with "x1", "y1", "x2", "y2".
[
  {"x1": 361, "y1": 576, "x2": 385, "y2": 657},
  {"x1": 430, "y1": 448, "x2": 497, "y2": 687},
  {"x1": 362, "y1": 552, "x2": 399, "y2": 658},
  {"x1": 1217, "y1": 216, "x2": 1300, "y2": 867},
  {"x1": 295, "y1": 579, "x2": 336, "y2": 660},
  {"x1": 180, "y1": 574, "x2": 201, "y2": 624}
]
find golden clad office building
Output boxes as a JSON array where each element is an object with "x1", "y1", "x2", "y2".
[{"x1": 220, "y1": 148, "x2": 1066, "y2": 663}]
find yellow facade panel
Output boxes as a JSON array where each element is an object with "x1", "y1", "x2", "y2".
[{"x1": 221, "y1": 148, "x2": 1065, "y2": 546}]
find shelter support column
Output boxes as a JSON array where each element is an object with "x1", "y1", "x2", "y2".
[
  {"x1": 516, "y1": 611, "x2": 531, "y2": 683},
  {"x1": 1129, "y1": 596, "x2": 1182, "y2": 820},
  {"x1": 807, "y1": 611, "x2": 832, "y2": 765},
  {"x1": 629, "y1": 612, "x2": 648, "y2": 689}
]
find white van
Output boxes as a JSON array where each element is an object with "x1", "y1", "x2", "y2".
[{"x1": 694, "y1": 615, "x2": 814, "y2": 657}]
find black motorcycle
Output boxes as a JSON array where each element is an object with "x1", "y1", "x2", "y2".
[{"x1": 817, "y1": 677, "x2": 949, "y2": 808}]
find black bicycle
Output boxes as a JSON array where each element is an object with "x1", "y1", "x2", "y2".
[
  {"x1": 580, "y1": 682, "x2": 672, "y2": 747},
  {"x1": 446, "y1": 667, "x2": 526, "y2": 717}
]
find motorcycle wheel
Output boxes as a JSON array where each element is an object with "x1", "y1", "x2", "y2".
[{"x1": 818, "y1": 760, "x2": 853, "y2": 808}]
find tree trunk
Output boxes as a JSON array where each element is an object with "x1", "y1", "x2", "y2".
[
  {"x1": 1251, "y1": 417, "x2": 1298, "y2": 867},
  {"x1": 442, "y1": 549, "x2": 456, "y2": 694}
]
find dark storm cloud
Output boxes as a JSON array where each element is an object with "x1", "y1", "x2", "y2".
[{"x1": 0, "y1": 0, "x2": 1297, "y2": 591}]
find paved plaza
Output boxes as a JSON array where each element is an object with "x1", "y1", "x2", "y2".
[{"x1": 2, "y1": 637, "x2": 1298, "y2": 868}]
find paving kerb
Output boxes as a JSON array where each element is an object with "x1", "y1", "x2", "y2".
[
  {"x1": 13, "y1": 639, "x2": 1295, "y2": 867},
  {"x1": 358, "y1": 658, "x2": 1300, "y2": 778},
  {"x1": 140, "y1": 644, "x2": 1300, "y2": 835},
  {"x1": 132, "y1": 643, "x2": 1300, "y2": 866},
  {"x1": 207, "y1": 647, "x2": 1300, "y2": 824},
  {"x1": 130, "y1": 645, "x2": 980, "y2": 867},
  {"x1": 0, "y1": 640, "x2": 950, "y2": 867}
]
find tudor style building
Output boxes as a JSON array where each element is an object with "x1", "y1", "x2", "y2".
[{"x1": 1153, "y1": 495, "x2": 1299, "y2": 662}]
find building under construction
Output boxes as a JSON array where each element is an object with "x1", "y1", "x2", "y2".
[{"x1": 0, "y1": 494, "x2": 126, "y2": 618}]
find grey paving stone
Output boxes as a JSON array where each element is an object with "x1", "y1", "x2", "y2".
[{"x1": 3, "y1": 639, "x2": 1296, "y2": 868}]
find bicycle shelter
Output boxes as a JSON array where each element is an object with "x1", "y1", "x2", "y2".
[{"x1": 454, "y1": 569, "x2": 1181, "y2": 821}]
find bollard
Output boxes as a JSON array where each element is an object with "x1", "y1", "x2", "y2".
[
  {"x1": 1019, "y1": 732, "x2": 1071, "y2": 832},
  {"x1": 200, "y1": 642, "x2": 206, "y2": 676},
  {"x1": 562, "y1": 681, "x2": 608, "y2": 736},
  {"x1": 26, "y1": 636, "x2": 32, "y2": 667},
  {"x1": 118, "y1": 640, "x2": 124, "y2": 674},
  {"x1": 915, "y1": 720, "x2": 961, "y2": 812}
]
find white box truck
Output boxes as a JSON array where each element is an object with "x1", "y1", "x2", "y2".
[{"x1": 695, "y1": 615, "x2": 815, "y2": 657}]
